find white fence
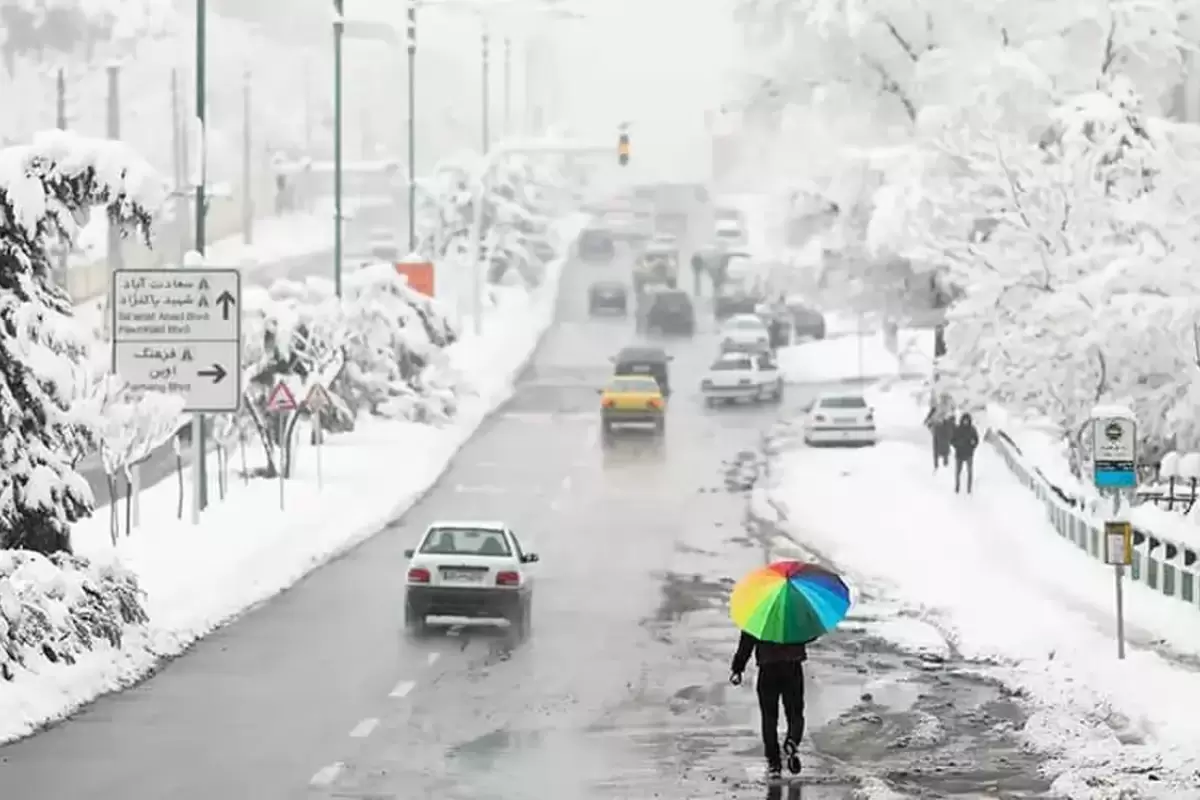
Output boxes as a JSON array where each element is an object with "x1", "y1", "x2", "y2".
[{"x1": 988, "y1": 429, "x2": 1200, "y2": 609}]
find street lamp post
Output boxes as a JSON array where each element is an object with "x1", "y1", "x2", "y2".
[
  {"x1": 503, "y1": 36, "x2": 511, "y2": 135},
  {"x1": 407, "y1": 0, "x2": 417, "y2": 252},
  {"x1": 333, "y1": 0, "x2": 345, "y2": 297},
  {"x1": 481, "y1": 29, "x2": 490, "y2": 153}
]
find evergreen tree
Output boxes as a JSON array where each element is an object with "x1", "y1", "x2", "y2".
[{"x1": 0, "y1": 130, "x2": 158, "y2": 554}]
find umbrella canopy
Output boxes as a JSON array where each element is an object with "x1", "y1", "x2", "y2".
[{"x1": 730, "y1": 560, "x2": 851, "y2": 644}]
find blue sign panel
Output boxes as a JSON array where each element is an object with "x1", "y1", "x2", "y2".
[{"x1": 1095, "y1": 464, "x2": 1136, "y2": 488}]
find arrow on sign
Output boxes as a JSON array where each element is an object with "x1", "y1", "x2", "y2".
[
  {"x1": 216, "y1": 290, "x2": 237, "y2": 320},
  {"x1": 197, "y1": 363, "x2": 227, "y2": 383}
]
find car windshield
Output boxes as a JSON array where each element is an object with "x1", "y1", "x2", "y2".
[
  {"x1": 729, "y1": 317, "x2": 764, "y2": 329},
  {"x1": 819, "y1": 396, "x2": 868, "y2": 409},
  {"x1": 420, "y1": 527, "x2": 512, "y2": 556},
  {"x1": 607, "y1": 376, "x2": 659, "y2": 393},
  {"x1": 654, "y1": 294, "x2": 689, "y2": 309},
  {"x1": 712, "y1": 357, "x2": 752, "y2": 371}
]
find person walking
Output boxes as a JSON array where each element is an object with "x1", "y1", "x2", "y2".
[
  {"x1": 952, "y1": 412, "x2": 980, "y2": 493},
  {"x1": 730, "y1": 630, "x2": 807, "y2": 780},
  {"x1": 923, "y1": 402, "x2": 953, "y2": 471},
  {"x1": 690, "y1": 252, "x2": 705, "y2": 296}
]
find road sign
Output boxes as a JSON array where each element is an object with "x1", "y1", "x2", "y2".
[
  {"x1": 304, "y1": 383, "x2": 332, "y2": 411},
  {"x1": 393, "y1": 259, "x2": 434, "y2": 297},
  {"x1": 111, "y1": 269, "x2": 242, "y2": 412},
  {"x1": 266, "y1": 381, "x2": 298, "y2": 412},
  {"x1": 1104, "y1": 521, "x2": 1133, "y2": 566},
  {"x1": 1092, "y1": 416, "x2": 1137, "y2": 488}
]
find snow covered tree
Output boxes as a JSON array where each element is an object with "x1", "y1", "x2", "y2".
[
  {"x1": 878, "y1": 79, "x2": 1200, "y2": 457},
  {"x1": 0, "y1": 130, "x2": 162, "y2": 554}
]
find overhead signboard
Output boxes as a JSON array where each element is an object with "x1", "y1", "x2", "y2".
[{"x1": 111, "y1": 269, "x2": 242, "y2": 413}]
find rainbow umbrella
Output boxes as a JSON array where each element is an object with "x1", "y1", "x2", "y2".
[{"x1": 730, "y1": 560, "x2": 851, "y2": 644}]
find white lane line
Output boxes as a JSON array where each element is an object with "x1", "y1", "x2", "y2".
[
  {"x1": 389, "y1": 679, "x2": 416, "y2": 698},
  {"x1": 427, "y1": 651, "x2": 440, "y2": 666},
  {"x1": 310, "y1": 762, "x2": 344, "y2": 786},
  {"x1": 349, "y1": 717, "x2": 379, "y2": 738},
  {"x1": 560, "y1": 474, "x2": 572, "y2": 490}
]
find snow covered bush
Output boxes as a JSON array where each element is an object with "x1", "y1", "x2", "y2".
[
  {"x1": 0, "y1": 129, "x2": 164, "y2": 554},
  {"x1": 238, "y1": 265, "x2": 462, "y2": 477},
  {"x1": 0, "y1": 549, "x2": 147, "y2": 682}
]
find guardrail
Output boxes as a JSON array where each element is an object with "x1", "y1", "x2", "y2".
[{"x1": 987, "y1": 428, "x2": 1200, "y2": 609}]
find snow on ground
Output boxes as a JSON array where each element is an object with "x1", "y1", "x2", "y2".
[
  {"x1": 778, "y1": 328, "x2": 932, "y2": 384},
  {"x1": 0, "y1": 216, "x2": 586, "y2": 744}
]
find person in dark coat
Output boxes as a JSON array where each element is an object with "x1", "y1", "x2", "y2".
[
  {"x1": 952, "y1": 412, "x2": 980, "y2": 493},
  {"x1": 923, "y1": 404, "x2": 953, "y2": 470},
  {"x1": 690, "y1": 252, "x2": 705, "y2": 296},
  {"x1": 731, "y1": 631, "x2": 807, "y2": 779}
]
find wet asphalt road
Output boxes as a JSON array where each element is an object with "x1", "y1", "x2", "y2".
[
  {"x1": 0, "y1": 249, "x2": 1053, "y2": 799},
  {"x1": 79, "y1": 205, "x2": 396, "y2": 508}
]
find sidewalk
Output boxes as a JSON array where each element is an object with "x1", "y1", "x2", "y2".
[{"x1": 759, "y1": 386, "x2": 1200, "y2": 794}]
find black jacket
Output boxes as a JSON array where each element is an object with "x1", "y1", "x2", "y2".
[
  {"x1": 731, "y1": 631, "x2": 807, "y2": 674},
  {"x1": 952, "y1": 418, "x2": 979, "y2": 456}
]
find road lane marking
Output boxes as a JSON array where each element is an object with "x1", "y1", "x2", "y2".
[
  {"x1": 389, "y1": 679, "x2": 416, "y2": 698},
  {"x1": 427, "y1": 652, "x2": 440, "y2": 666},
  {"x1": 310, "y1": 762, "x2": 344, "y2": 786},
  {"x1": 560, "y1": 475, "x2": 572, "y2": 490},
  {"x1": 349, "y1": 718, "x2": 379, "y2": 738}
]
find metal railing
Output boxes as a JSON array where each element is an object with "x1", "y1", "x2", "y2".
[{"x1": 987, "y1": 428, "x2": 1200, "y2": 610}]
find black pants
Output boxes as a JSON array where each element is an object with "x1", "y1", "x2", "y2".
[
  {"x1": 932, "y1": 441, "x2": 949, "y2": 470},
  {"x1": 955, "y1": 454, "x2": 974, "y2": 493},
  {"x1": 757, "y1": 662, "x2": 805, "y2": 768}
]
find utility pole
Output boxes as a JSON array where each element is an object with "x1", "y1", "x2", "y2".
[
  {"x1": 503, "y1": 37, "x2": 511, "y2": 136},
  {"x1": 406, "y1": 0, "x2": 417, "y2": 252},
  {"x1": 333, "y1": 0, "x2": 345, "y2": 297},
  {"x1": 481, "y1": 28, "x2": 490, "y2": 153},
  {"x1": 242, "y1": 70, "x2": 253, "y2": 244},
  {"x1": 55, "y1": 68, "x2": 66, "y2": 128},
  {"x1": 106, "y1": 64, "x2": 123, "y2": 271},
  {"x1": 194, "y1": 0, "x2": 210, "y2": 514}
]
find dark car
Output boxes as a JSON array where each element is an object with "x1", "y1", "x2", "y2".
[
  {"x1": 612, "y1": 345, "x2": 672, "y2": 397},
  {"x1": 789, "y1": 300, "x2": 826, "y2": 339},
  {"x1": 714, "y1": 284, "x2": 761, "y2": 320},
  {"x1": 578, "y1": 227, "x2": 616, "y2": 262},
  {"x1": 640, "y1": 288, "x2": 695, "y2": 335},
  {"x1": 588, "y1": 280, "x2": 628, "y2": 315}
]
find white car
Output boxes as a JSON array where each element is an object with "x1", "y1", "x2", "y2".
[
  {"x1": 404, "y1": 521, "x2": 538, "y2": 636},
  {"x1": 803, "y1": 393, "x2": 877, "y2": 446},
  {"x1": 702, "y1": 351, "x2": 783, "y2": 404},
  {"x1": 719, "y1": 313, "x2": 771, "y2": 352}
]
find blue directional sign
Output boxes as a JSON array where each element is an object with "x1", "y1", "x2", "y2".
[{"x1": 1092, "y1": 417, "x2": 1137, "y2": 489}]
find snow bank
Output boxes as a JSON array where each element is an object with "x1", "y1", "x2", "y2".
[
  {"x1": 778, "y1": 328, "x2": 932, "y2": 385},
  {"x1": 758, "y1": 389, "x2": 1200, "y2": 796},
  {"x1": 0, "y1": 214, "x2": 587, "y2": 744}
]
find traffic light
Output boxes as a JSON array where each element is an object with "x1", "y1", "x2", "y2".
[{"x1": 618, "y1": 132, "x2": 630, "y2": 166}]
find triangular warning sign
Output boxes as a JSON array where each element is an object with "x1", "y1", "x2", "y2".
[
  {"x1": 305, "y1": 383, "x2": 332, "y2": 410},
  {"x1": 198, "y1": 295, "x2": 209, "y2": 307},
  {"x1": 266, "y1": 381, "x2": 298, "y2": 412},
  {"x1": 181, "y1": 347, "x2": 193, "y2": 361},
  {"x1": 198, "y1": 278, "x2": 210, "y2": 290}
]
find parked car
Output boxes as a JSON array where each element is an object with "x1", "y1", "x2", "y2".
[
  {"x1": 404, "y1": 521, "x2": 539, "y2": 637},
  {"x1": 612, "y1": 344, "x2": 673, "y2": 396},
  {"x1": 640, "y1": 287, "x2": 695, "y2": 335},
  {"x1": 714, "y1": 281, "x2": 761, "y2": 320},
  {"x1": 578, "y1": 227, "x2": 616, "y2": 262},
  {"x1": 701, "y1": 350, "x2": 783, "y2": 405},
  {"x1": 719, "y1": 313, "x2": 771, "y2": 353},
  {"x1": 788, "y1": 297, "x2": 826, "y2": 339},
  {"x1": 598, "y1": 374, "x2": 666, "y2": 436},
  {"x1": 588, "y1": 280, "x2": 629, "y2": 315},
  {"x1": 803, "y1": 392, "x2": 877, "y2": 446}
]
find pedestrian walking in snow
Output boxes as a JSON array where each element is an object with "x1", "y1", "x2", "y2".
[
  {"x1": 691, "y1": 253, "x2": 705, "y2": 296},
  {"x1": 731, "y1": 631, "x2": 807, "y2": 780},
  {"x1": 924, "y1": 403, "x2": 953, "y2": 471},
  {"x1": 952, "y1": 413, "x2": 979, "y2": 493}
]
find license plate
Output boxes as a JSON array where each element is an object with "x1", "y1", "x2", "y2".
[
  {"x1": 836, "y1": 417, "x2": 855, "y2": 423},
  {"x1": 442, "y1": 569, "x2": 483, "y2": 582},
  {"x1": 630, "y1": 365, "x2": 651, "y2": 373}
]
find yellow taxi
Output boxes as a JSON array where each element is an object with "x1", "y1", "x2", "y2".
[{"x1": 598, "y1": 375, "x2": 665, "y2": 435}]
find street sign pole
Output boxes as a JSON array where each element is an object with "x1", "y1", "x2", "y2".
[
  {"x1": 195, "y1": 0, "x2": 209, "y2": 515},
  {"x1": 266, "y1": 381, "x2": 299, "y2": 508},
  {"x1": 1091, "y1": 405, "x2": 1138, "y2": 660},
  {"x1": 406, "y1": 0, "x2": 417, "y2": 253},
  {"x1": 304, "y1": 384, "x2": 332, "y2": 490},
  {"x1": 111, "y1": 269, "x2": 242, "y2": 525}
]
